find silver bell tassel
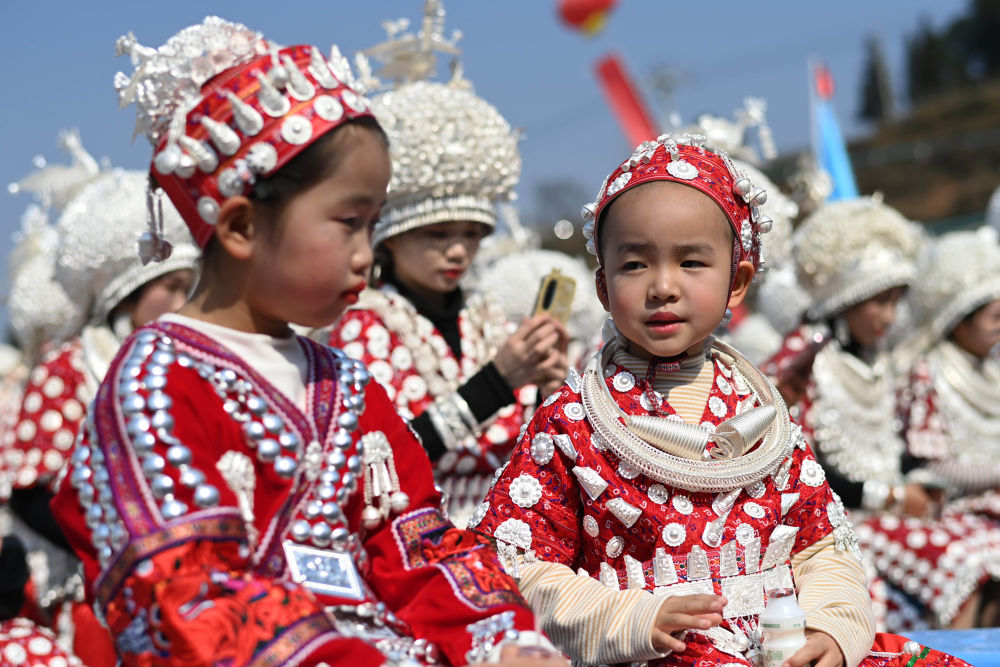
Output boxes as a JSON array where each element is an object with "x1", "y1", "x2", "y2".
[
  {"x1": 138, "y1": 187, "x2": 173, "y2": 265},
  {"x1": 360, "y1": 431, "x2": 409, "y2": 528}
]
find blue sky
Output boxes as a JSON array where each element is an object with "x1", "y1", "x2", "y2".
[{"x1": 0, "y1": 1, "x2": 965, "y2": 327}]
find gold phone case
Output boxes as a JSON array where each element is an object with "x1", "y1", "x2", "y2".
[{"x1": 532, "y1": 268, "x2": 576, "y2": 324}]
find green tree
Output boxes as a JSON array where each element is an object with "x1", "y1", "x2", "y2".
[
  {"x1": 858, "y1": 35, "x2": 894, "y2": 124},
  {"x1": 906, "y1": 19, "x2": 965, "y2": 103},
  {"x1": 947, "y1": 0, "x2": 1000, "y2": 80}
]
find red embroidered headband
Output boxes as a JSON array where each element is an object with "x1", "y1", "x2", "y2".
[
  {"x1": 581, "y1": 134, "x2": 772, "y2": 271},
  {"x1": 116, "y1": 17, "x2": 376, "y2": 252}
]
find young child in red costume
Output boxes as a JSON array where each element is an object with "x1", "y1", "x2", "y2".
[
  {"x1": 475, "y1": 135, "x2": 970, "y2": 667},
  {"x1": 50, "y1": 17, "x2": 563, "y2": 667}
]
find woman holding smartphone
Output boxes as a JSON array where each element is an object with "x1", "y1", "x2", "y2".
[{"x1": 325, "y1": 6, "x2": 567, "y2": 526}]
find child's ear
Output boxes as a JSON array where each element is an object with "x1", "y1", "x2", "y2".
[
  {"x1": 214, "y1": 196, "x2": 256, "y2": 261},
  {"x1": 595, "y1": 268, "x2": 610, "y2": 312},
  {"x1": 726, "y1": 260, "x2": 756, "y2": 309}
]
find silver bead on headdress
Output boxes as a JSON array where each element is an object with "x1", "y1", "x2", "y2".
[
  {"x1": 794, "y1": 195, "x2": 922, "y2": 321},
  {"x1": 911, "y1": 227, "x2": 1000, "y2": 343},
  {"x1": 54, "y1": 169, "x2": 199, "y2": 325},
  {"x1": 365, "y1": 0, "x2": 521, "y2": 248}
]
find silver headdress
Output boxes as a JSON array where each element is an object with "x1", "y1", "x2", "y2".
[
  {"x1": 54, "y1": 169, "x2": 199, "y2": 325},
  {"x1": 6, "y1": 130, "x2": 103, "y2": 358},
  {"x1": 114, "y1": 17, "x2": 272, "y2": 149},
  {"x1": 366, "y1": 0, "x2": 521, "y2": 248},
  {"x1": 114, "y1": 17, "x2": 374, "y2": 249},
  {"x1": 795, "y1": 196, "x2": 922, "y2": 321},
  {"x1": 911, "y1": 227, "x2": 1000, "y2": 342},
  {"x1": 7, "y1": 207, "x2": 83, "y2": 360}
]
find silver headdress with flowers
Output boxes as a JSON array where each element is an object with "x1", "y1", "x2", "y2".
[
  {"x1": 366, "y1": 0, "x2": 521, "y2": 248},
  {"x1": 7, "y1": 130, "x2": 104, "y2": 358},
  {"x1": 911, "y1": 227, "x2": 1000, "y2": 343},
  {"x1": 8, "y1": 207, "x2": 81, "y2": 360},
  {"x1": 54, "y1": 169, "x2": 199, "y2": 325},
  {"x1": 794, "y1": 195, "x2": 922, "y2": 321}
]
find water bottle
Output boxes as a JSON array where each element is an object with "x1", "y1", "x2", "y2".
[{"x1": 760, "y1": 587, "x2": 807, "y2": 667}]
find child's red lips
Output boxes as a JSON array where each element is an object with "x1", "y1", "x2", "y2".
[{"x1": 646, "y1": 312, "x2": 682, "y2": 325}]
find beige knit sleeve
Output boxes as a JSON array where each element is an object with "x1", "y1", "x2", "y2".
[
  {"x1": 517, "y1": 560, "x2": 668, "y2": 664},
  {"x1": 791, "y1": 533, "x2": 875, "y2": 667}
]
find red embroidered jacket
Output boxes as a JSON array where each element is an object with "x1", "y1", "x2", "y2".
[{"x1": 51, "y1": 322, "x2": 534, "y2": 666}]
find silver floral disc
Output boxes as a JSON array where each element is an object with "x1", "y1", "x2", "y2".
[
  {"x1": 583, "y1": 515, "x2": 599, "y2": 537},
  {"x1": 197, "y1": 197, "x2": 220, "y2": 225},
  {"x1": 509, "y1": 473, "x2": 543, "y2": 509},
  {"x1": 563, "y1": 402, "x2": 585, "y2": 421},
  {"x1": 612, "y1": 371, "x2": 635, "y2": 393},
  {"x1": 709, "y1": 396, "x2": 728, "y2": 418},
  {"x1": 617, "y1": 460, "x2": 639, "y2": 480},
  {"x1": 666, "y1": 160, "x2": 698, "y2": 180},
  {"x1": 799, "y1": 459, "x2": 826, "y2": 487},
  {"x1": 716, "y1": 376, "x2": 733, "y2": 396},
  {"x1": 281, "y1": 115, "x2": 313, "y2": 145},
  {"x1": 246, "y1": 143, "x2": 278, "y2": 174},
  {"x1": 530, "y1": 433, "x2": 555, "y2": 466},
  {"x1": 742, "y1": 502, "x2": 766, "y2": 519},
  {"x1": 735, "y1": 522, "x2": 756, "y2": 545},
  {"x1": 648, "y1": 484, "x2": 669, "y2": 504},
  {"x1": 662, "y1": 522, "x2": 686, "y2": 547},
  {"x1": 216, "y1": 167, "x2": 245, "y2": 197},
  {"x1": 672, "y1": 495, "x2": 693, "y2": 515},
  {"x1": 314, "y1": 95, "x2": 345, "y2": 122},
  {"x1": 605, "y1": 536, "x2": 625, "y2": 558}
]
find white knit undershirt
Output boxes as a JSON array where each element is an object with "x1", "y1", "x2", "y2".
[{"x1": 159, "y1": 313, "x2": 308, "y2": 411}]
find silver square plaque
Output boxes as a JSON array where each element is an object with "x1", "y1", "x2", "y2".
[{"x1": 284, "y1": 541, "x2": 365, "y2": 600}]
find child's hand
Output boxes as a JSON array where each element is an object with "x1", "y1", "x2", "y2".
[
  {"x1": 650, "y1": 594, "x2": 725, "y2": 653},
  {"x1": 495, "y1": 314, "x2": 566, "y2": 390},
  {"x1": 782, "y1": 629, "x2": 844, "y2": 667},
  {"x1": 897, "y1": 483, "x2": 935, "y2": 518}
]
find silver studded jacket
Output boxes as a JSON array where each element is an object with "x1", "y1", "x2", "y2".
[{"x1": 52, "y1": 321, "x2": 535, "y2": 666}]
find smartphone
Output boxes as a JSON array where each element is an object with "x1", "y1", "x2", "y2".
[{"x1": 532, "y1": 268, "x2": 576, "y2": 325}]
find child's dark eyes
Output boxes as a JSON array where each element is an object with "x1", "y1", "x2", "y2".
[
  {"x1": 621, "y1": 260, "x2": 645, "y2": 271},
  {"x1": 681, "y1": 259, "x2": 706, "y2": 268}
]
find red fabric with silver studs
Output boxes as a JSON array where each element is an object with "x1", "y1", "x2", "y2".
[
  {"x1": 0, "y1": 618, "x2": 85, "y2": 667},
  {"x1": 593, "y1": 142, "x2": 760, "y2": 269},
  {"x1": 9, "y1": 340, "x2": 88, "y2": 493}
]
